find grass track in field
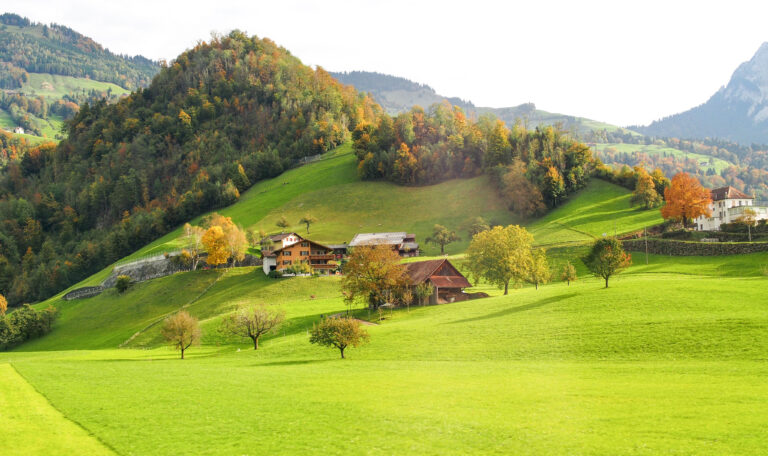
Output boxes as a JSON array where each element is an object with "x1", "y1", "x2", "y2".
[{"x1": 0, "y1": 363, "x2": 114, "y2": 456}]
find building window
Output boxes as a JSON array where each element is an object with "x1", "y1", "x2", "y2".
[
  {"x1": 284, "y1": 251, "x2": 292, "y2": 256},
  {"x1": 300, "y1": 251, "x2": 309, "y2": 256},
  {"x1": 301, "y1": 242, "x2": 309, "y2": 247},
  {"x1": 283, "y1": 260, "x2": 291, "y2": 265}
]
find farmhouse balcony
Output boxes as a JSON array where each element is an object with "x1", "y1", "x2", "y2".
[
  {"x1": 309, "y1": 254, "x2": 335, "y2": 260},
  {"x1": 727, "y1": 205, "x2": 768, "y2": 217},
  {"x1": 310, "y1": 263, "x2": 336, "y2": 269}
]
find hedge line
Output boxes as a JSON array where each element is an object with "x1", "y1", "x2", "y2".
[{"x1": 622, "y1": 239, "x2": 768, "y2": 256}]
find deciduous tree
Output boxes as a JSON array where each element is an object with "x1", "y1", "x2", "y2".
[
  {"x1": 631, "y1": 168, "x2": 663, "y2": 209},
  {"x1": 220, "y1": 303, "x2": 285, "y2": 349},
  {"x1": 161, "y1": 311, "x2": 200, "y2": 359},
  {"x1": 463, "y1": 216, "x2": 490, "y2": 239},
  {"x1": 525, "y1": 248, "x2": 551, "y2": 290},
  {"x1": 299, "y1": 214, "x2": 318, "y2": 234},
  {"x1": 341, "y1": 245, "x2": 407, "y2": 309},
  {"x1": 583, "y1": 238, "x2": 632, "y2": 288},
  {"x1": 276, "y1": 216, "x2": 290, "y2": 233},
  {"x1": 183, "y1": 223, "x2": 206, "y2": 270},
  {"x1": 0, "y1": 294, "x2": 6, "y2": 315},
  {"x1": 465, "y1": 225, "x2": 534, "y2": 295},
  {"x1": 661, "y1": 173, "x2": 712, "y2": 227},
  {"x1": 425, "y1": 224, "x2": 460, "y2": 255},
  {"x1": 561, "y1": 261, "x2": 577, "y2": 286},
  {"x1": 202, "y1": 226, "x2": 229, "y2": 266},
  {"x1": 115, "y1": 275, "x2": 132, "y2": 293},
  {"x1": 735, "y1": 207, "x2": 758, "y2": 242},
  {"x1": 309, "y1": 317, "x2": 370, "y2": 359}
]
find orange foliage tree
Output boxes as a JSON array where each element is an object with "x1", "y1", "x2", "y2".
[{"x1": 661, "y1": 173, "x2": 712, "y2": 227}]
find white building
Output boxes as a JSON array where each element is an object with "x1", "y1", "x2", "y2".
[
  {"x1": 694, "y1": 186, "x2": 768, "y2": 231},
  {"x1": 13, "y1": 126, "x2": 24, "y2": 135}
]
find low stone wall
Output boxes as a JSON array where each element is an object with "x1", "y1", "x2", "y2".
[
  {"x1": 622, "y1": 238, "x2": 768, "y2": 256},
  {"x1": 63, "y1": 286, "x2": 104, "y2": 301}
]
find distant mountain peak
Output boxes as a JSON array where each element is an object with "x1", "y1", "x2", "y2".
[{"x1": 637, "y1": 42, "x2": 768, "y2": 144}]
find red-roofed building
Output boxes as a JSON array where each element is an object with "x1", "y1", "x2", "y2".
[{"x1": 404, "y1": 259, "x2": 472, "y2": 305}]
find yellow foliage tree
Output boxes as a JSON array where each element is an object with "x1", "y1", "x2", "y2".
[
  {"x1": 202, "y1": 226, "x2": 229, "y2": 266},
  {"x1": 0, "y1": 293, "x2": 7, "y2": 315}
]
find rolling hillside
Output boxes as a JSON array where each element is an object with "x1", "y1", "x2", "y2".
[{"x1": 4, "y1": 138, "x2": 768, "y2": 453}]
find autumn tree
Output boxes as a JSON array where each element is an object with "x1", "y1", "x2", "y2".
[
  {"x1": 542, "y1": 166, "x2": 566, "y2": 207},
  {"x1": 341, "y1": 245, "x2": 407, "y2": 309},
  {"x1": 202, "y1": 225, "x2": 229, "y2": 266},
  {"x1": 463, "y1": 216, "x2": 490, "y2": 239},
  {"x1": 525, "y1": 248, "x2": 551, "y2": 290},
  {"x1": 220, "y1": 303, "x2": 285, "y2": 350},
  {"x1": 225, "y1": 225, "x2": 247, "y2": 266},
  {"x1": 0, "y1": 294, "x2": 6, "y2": 315},
  {"x1": 425, "y1": 224, "x2": 460, "y2": 255},
  {"x1": 465, "y1": 225, "x2": 534, "y2": 295},
  {"x1": 661, "y1": 173, "x2": 712, "y2": 227},
  {"x1": 561, "y1": 261, "x2": 577, "y2": 286},
  {"x1": 115, "y1": 275, "x2": 132, "y2": 293},
  {"x1": 276, "y1": 216, "x2": 290, "y2": 233},
  {"x1": 583, "y1": 238, "x2": 632, "y2": 288},
  {"x1": 162, "y1": 311, "x2": 201, "y2": 359},
  {"x1": 414, "y1": 282, "x2": 434, "y2": 306},
  {"x1": 309, "y1": 317, "x2": 370, "y2": 359},
  {"x1": 631, "y1": 168, "x2": 663, "y2": 209},
  {"x1": 502, "y1": 164, "x2": 546, "y2": 218},
  {"x1": 650, "y1": 168, "x2": 671, "y2": 196},
  {"x1": 299, "y1": 214, "x2": 318, "y2": 234}
]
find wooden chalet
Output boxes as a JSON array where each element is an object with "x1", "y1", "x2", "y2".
[
  {"x1": 262, "y1": 238, "x2": 336, "y2": 275},
  {"x1": 404, "y1": 259, "x2": 472, "y2": 305}
]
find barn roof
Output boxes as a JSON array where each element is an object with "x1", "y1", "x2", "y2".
[
  {"x1": 711, "y1": 186, "x2": 752, "y2": 201},
  {"x1": 350, "y1": 232, "x2": 408, "y2": 247},
  {"x1": 403, "y1": 259, "x2": 471, "y2": 288}
]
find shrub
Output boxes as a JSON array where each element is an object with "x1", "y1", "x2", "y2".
[
  {"x1": 267, "y1": 270, "x2": 283, "y2": 279},
  {"x1": 115, "y1": 275, "x2": 132, "y2": 293}
]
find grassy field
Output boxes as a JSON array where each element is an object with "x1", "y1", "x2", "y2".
[
  {"x1": 6, "y1": 143, "x2": 768, "y2": 454},
  {"x1": 6, "y1": 254, "x2": 768, "y2": 454},
  {"x1": 593, "y1": 142, "x2": 734, "y2": 173}
]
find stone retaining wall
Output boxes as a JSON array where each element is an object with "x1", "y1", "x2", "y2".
[
  {"x1": 622, "y1": 238, "x2": 768, "y2": 256},
  {"x1": 63, "y1": 286, "x2": 104, "y2": 301}
]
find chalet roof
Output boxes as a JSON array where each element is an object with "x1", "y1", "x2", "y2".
[
  {"x1": 326, "y1": 244, "x2": 348, "y2": 249},
  {"x1": 270, "y1": 238, "x2": 333, "y2": 255},
  {"x1": 403, "y1": 259, "x2": 471, "y2": 288},
  {"x1": 350, "y1": 232, "x2": 408, "y2": 247},
  {"x1": 267, "y1": 232, "x2": 303, "y2": 242},
  {"x1": 711, "y1": 186, "x2": 752, "y2": 201}
]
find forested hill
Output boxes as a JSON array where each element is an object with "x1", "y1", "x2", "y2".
[
  {"x1": 0, "y1": 30, "x2": 382, "y2": 305},
  {"x1": 635, "y1": 42, "x2": 768, "y2": 145},
  {"x1": 0, "y1": 12, "x2": 159, "y2": 90},
  {"x1": 330, "y1": 71, "x2": 475, "y2": 115}
]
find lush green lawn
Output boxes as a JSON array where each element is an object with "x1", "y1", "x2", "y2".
[
  {"x1": 22, "y1": 73, "x2": 130, "y2": 100},
  {"x1": 7, "y1": 263, "x2": 768, "y2": 454},
  {"x1": 0, "y1": 363, "x2": 114, "y2": 455},
  {"x1": 528, "y1": 179, "x2": 663, "y2": 246},
  {"x1": 594, "y1": 142, "x2": 733, "y2": 173}
]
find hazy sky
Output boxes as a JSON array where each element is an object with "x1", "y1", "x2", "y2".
[{"x1": 8, "y1": 0, "x2": 768, "y2": 126}]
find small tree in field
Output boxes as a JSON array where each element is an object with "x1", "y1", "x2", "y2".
[
  {"x1": 736, "y1": 208, "x2": 758, "y2": 242},
  {"x1": 425, "y1": 224, "x2": 460, "y2": 255},
  {"x1": 525, "y1": 248, "x2": 551, "y2": 290},
  {"x1": 561, "y1": 261, "x2": 577, "y2": 286},
  {"x1": 583, "y1": 238, "x2": 632, "y2": 288},
  {"x1": 414, "y1": 282, "x2": 434, "y2": 306},
  {"x1": 309, "y1": 317, "x2": 370, "y2": 359},
  {"x1": 162, "y1": 311, "x2": 201, "y2": 359},
  {"x1": 115, "y1": 275, "x2": 132, "y2": 293},
  {"x1": 276, "y1": 216, "x2": 290, "y2": 233},
  {"x1": 399, "y1": 288, "x2": 414, "y2": 312},
  {"x1": 299, "y1": 214, "x2": 318, "y2": 234},
  {"x1": 631, "y1": 168, "x2": 663, "y2": 209},
  {"x1": 341, "y1": 245, "x2": 406, "y2": 309},
  {"x1": 220, "y1": 303, "x2": 285, "y2": 350},
  {"x1": 465, "y1": 225, "x2": 534, "y2": 295}
]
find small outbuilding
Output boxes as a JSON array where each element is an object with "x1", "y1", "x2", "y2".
[{"x1": 404, "y1": 259, "x2": 472, "y2": 305}]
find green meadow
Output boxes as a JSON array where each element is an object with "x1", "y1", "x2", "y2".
[
  {"x1": 4, "y1": 143, "x2": 768, "y2": 454},
  {"x1": 593, "y1": 142, "x2": 734, "y2": 173}
]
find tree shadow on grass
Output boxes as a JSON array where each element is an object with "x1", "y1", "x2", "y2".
[
  {"x1": 449, "y1": 293, "x2": 577, "y2": 324},
  {"x1": 254, "y1": 359, "x2": 334, "y2": 367}
]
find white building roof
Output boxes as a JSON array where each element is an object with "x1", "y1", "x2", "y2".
[{"x1": 349, "y1": 232, "x2": 408, "y2": 247}]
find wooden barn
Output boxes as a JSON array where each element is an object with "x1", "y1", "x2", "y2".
[{"x1": 404, "y1": 259, "x2": 472, "y2": 305}]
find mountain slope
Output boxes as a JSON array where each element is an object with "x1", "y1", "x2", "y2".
[
  {"x1": 0, "y1": 31, "x2": 382, "y2": 305},
  {"x1": 637, "y1": 42, "x2": 768, "y2": 144},
  {"x1": 0, "y1": 13, "x2": 159, "y2": 90}
]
